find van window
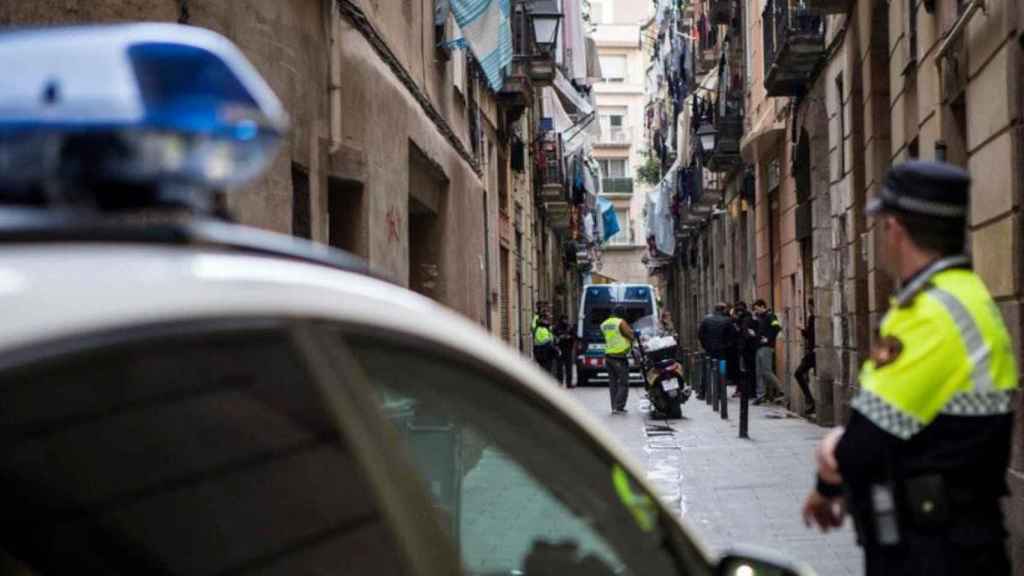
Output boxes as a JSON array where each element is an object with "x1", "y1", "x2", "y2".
[{"x1": 581, "y1": 286, "x2": 654, "y2": 341}]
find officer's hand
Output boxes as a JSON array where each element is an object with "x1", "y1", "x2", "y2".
[
  {"x1": 816, "y1": 427, "x2": 844, "y2": 484},
  {"x1": 802, "y1": 491, "x2": 845, "y2": 532}
]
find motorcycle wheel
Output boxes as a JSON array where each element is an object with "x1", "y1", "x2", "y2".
[{"x1": 666, "y1": 396, "x2": 682, "y2": 419}]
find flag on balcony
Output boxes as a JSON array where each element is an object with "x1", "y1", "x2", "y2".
[
  {"x1": 450, "y1": 0, "x2": 513, "y2": 91},
  {"x1": 598, "y1": 196, "x2": 620, "y2": 242}
]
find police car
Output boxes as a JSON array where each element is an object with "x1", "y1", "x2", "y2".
[{"x1": 0, "y1": 24, "x2": 812, "y2": 576}]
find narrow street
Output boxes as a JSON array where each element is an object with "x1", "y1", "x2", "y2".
[{"x1": 570, "y1": 386, "x2": 862, "y2": 575}]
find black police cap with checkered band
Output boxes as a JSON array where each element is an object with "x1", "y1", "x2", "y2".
[{"x1": 866, "y1": 160, "x2": 970, "y2": 219}]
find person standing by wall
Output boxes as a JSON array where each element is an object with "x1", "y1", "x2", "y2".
[
  {"x1": 732, "y1": 302, "x2": 759, "y2": 402},
  {"x1": 752, "y1": 299, "x2": 783, "y2": 405},
  {"x1": 602, "y1": 305, "x2": 635, "y2": 414},
  {"x1": 794, "y1": 299, "x2": 817, "y2": 416}
]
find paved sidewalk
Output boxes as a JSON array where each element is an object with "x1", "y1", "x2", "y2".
[{"x1": 570, "y1": 386, "x2": 862, "y2": 575}]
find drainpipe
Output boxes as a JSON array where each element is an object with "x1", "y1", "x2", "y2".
[{"x1": 329, "y1": 0, "x2": 343, "y2": 154}]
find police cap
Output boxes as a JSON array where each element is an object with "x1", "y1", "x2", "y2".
[{"x1": 865, "y1": 160, "x2": 969, "y2": 219}]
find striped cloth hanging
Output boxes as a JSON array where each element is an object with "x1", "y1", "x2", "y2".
[{"x1": 449, "y1": 0, "x2": 512, "y2": 92}]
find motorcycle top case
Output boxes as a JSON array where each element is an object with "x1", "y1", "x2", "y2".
[{"x1": 643, "y1": 339, "x2": 678, "y2": 364}]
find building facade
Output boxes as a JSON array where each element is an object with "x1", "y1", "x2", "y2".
[
  {"x1": 591, "y1": 0, "x2": 652, "y2": 286},
  {"x1": 1, "y1": 0, "x2": 601, "y2": 353},
  {"x1": 662, "y1": 0, "x2": 1024, "y2": 565}
]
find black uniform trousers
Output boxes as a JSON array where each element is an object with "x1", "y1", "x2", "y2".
[{"x1": 858, "y1": 515, "x2": 1009, "y2": 576}]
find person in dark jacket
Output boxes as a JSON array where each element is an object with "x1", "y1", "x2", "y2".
[
  {"x1": 794, "y1": 299, "x2": 817, "y2": 416},
  {"x1": 752, "y1": 299, "x2": 783, "y2": 405},
  {"x1": 553, "y1": 314, "x2": 576, "y2": 388},
  {"x1": 732, "y1": 302, "x2": 759, "y2": 400},
  {"x1": 697, "y1": 302, "x2": 734, "y2": 399}
]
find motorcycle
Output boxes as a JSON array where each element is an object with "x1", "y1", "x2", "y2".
[{"x1": 631, "y1": 315, "x2": 692, "y2": 419}]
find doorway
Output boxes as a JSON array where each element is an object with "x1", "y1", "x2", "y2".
[
  {"x1": 409, "y1": 198, "x2": 444, "y2": 299},
  {"x1": 291, "y1": 163, "x2": 311, "y2": 239},
  {"x1": 327, "y1": 177, "x2": 367, "y2": 257},
  {"x1": 408, "y1": 144, "x2": 448, "y2": 301}
]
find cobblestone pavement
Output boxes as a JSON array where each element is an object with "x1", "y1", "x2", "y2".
[{"x1": 570, "y1": 384, "x2": 863, "y2": 575}]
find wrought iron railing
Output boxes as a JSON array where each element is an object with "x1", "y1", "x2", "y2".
[{"x1": 762, "y1": 0, "x2": 824, "y2": 71}]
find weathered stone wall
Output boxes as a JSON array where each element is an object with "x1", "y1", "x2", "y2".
[{"x1": 1, "y1": 0, "x2": 511, "y2": 325}]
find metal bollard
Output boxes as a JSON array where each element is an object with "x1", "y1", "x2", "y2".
[
  {"x1": 710, "y1": 359, "x2": 720, "y2": 412},
  {"x1": 694, "y1": 354, "x2": 704, "y2": 400},
  {"x1": 739, "y1": 370, "x2": 750, "y2": 438},
  {"x1": 704, "y1": 358, "x2": 713, "y2": 407},
  {"x1": 719, "y1": 360, "x2": 728, "y2": 420}
]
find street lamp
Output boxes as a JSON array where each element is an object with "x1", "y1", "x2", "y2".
[
  {"x1": 697, "y1": 121, "x2": 718, "y2": 155},
  {"x1": 530, "y1": 0, "x2": 563, "y2": 54}
]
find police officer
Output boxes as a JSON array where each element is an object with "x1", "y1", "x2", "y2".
[
  {"x1": 602, "y1": 305, "x2": 635, "y2": 414},
  {"x1": 802, "y1": 161, "x2": 1018, "y2": 575},
  {"x1": 533, "y1": 312, "x2": 557, "y2": 376}
]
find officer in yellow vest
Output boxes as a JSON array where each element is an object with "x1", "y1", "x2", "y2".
[
  {"x1": 533, "y1": 312, "x2": 557, "y2": 376},
  {"x1": 602, "y1": 305, "x2": 635, "y2": 414},
  {"x1": 802, "y1": 161, "x2": 1018, "y2": 575}
]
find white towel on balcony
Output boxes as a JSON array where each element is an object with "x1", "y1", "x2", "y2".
[{"x1": 450, "y1": 0, "x2": 512, "y2": 92}]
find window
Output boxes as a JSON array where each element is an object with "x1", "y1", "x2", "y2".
[
  {"x1": 0, "y1": 324, "x2": 422, "y2": 575},
  {"x1": 451, "y1": 17, "x2": 466, "y2": 95},
  {"x1": 349, "y1": 337, "x2": 683, "y2": 575},
  {"x1": 608, "y1": 209, "x2": 631, "y2": 245},
  {"x1": 600, "y1": 55, "x2": 627, "y2": 82},
  {"x1": 599, "y1": 158, "x2": 629, "y2": 178},
  {"x1": 599, "y1": 108, "x2": 629, "y2": 142}
]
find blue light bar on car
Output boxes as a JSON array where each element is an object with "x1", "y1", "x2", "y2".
[{"x1": 0, "y1": 24, "x2": 288, "y2": 194}]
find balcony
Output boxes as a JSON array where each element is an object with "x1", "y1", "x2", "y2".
[
  {"x1": 602, "y1": 177, "x2": 634, "y2": 194},
  {"x1": 537, "y1": 132, "x2": 569, "y2": 221},
  {"x1": 763, "y1": 0, "x2": 826, "y2": 97},
  {"x1": 705, "y1": 97, "x2": 744, "y2": 172},
  {"x1": 596, "y1": 127, "x2": 632, "y2": 147}
]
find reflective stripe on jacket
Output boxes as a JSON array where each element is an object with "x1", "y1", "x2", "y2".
[
  {"x1": 853, "y1": 266, "x2": 1018, "y2": 439},
  {"x1": 601, "y1": 316, "x2": 630, "y2": 356}
]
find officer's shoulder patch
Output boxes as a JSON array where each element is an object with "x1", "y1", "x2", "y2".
[{"x1": 870, "y1": 335, "x2": 904, "y2": 368}]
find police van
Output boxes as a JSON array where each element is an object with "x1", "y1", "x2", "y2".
[{"x1": 575, "y1": 283, "x2": 657, "y2": 386}]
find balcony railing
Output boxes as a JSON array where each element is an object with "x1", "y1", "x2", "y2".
[
  {"x1": 537, "y1": 132, "x2": 567, "y2": 203},
  {"x1": 763, "y1": 0, "x2": 826, "y2": 96},
  {"x1": 602, "y1": 177, "x2": 634, "y2": 194},
  {"x1": 706, "y1": 95, "x2": 744, "y2": 172},
  {"x1": 597, "y1": 127, "x2": 631, "y2": 145}
]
